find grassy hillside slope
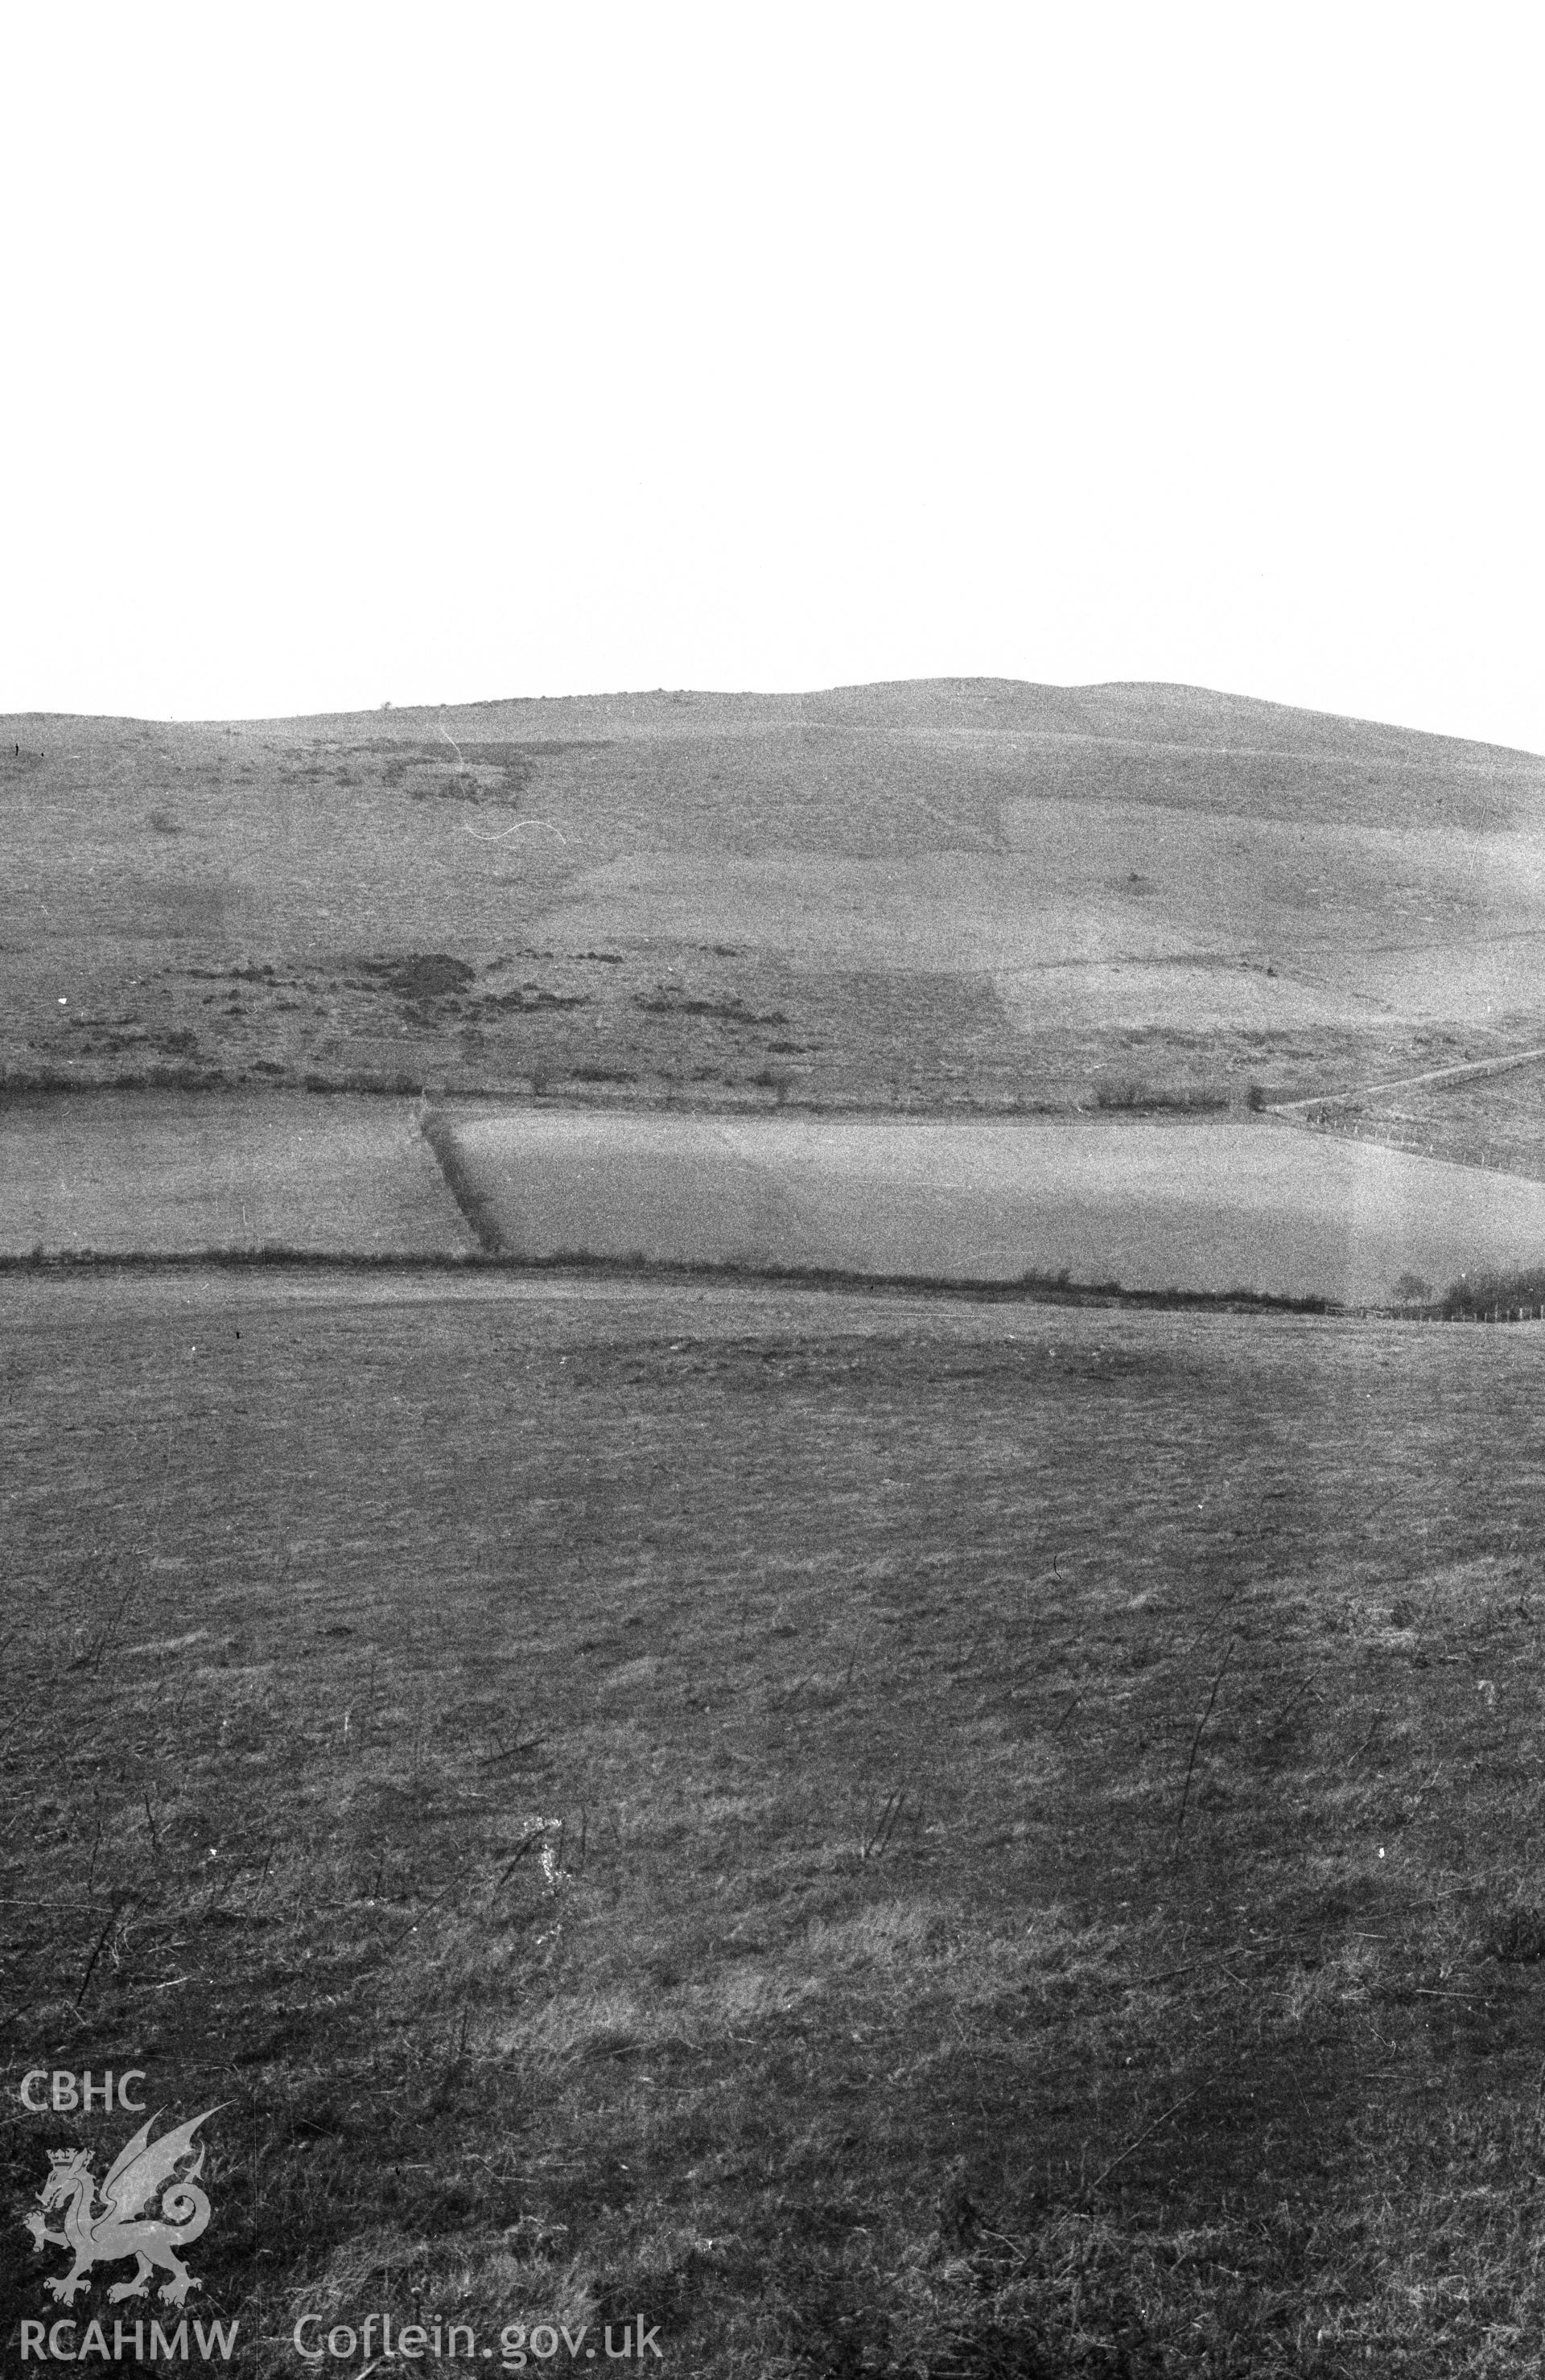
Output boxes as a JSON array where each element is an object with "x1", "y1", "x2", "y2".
[
  {"x1": 6, "y1": 681, "x2": 1544, "y2": 1114},
  {"x1": 7, "y1": 1272, "x2": 1545, "y2": 2374}
]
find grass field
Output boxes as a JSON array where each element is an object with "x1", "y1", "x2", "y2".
[
  {"x1": 6, "y1": 1270, "x2": 1545, "y2": 2374},
  {"x1": 1305, "y1": 1058, "x2": 1545, "y2": 1188},
  {"x1": 17, "y1": 1092, "x2": 1545, "y2": 1306},
  {"x1": 0, "y1": 1093, "x2": 472, "y2": 1257},
  {"x1": 439, "y1": 1108, "x2": 1545, "y2": 1307},
  {"x1": 6, "y1": 681, "x2": 1544, "y2": 1116}
]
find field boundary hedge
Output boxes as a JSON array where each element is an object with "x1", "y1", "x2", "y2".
[
  {"x1": 418, "y1": 1106, "x2": 504, "y2": 1251},
  {"x1": 0, "y1": 1241, "x2": 1341, "y2": 1315}
]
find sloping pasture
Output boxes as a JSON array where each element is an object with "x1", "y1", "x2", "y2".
[
  {"x1": 1315, "y1": 1056, "x2": 1545, "y2": 1184},
  {"x1": 443, "y1": 1108, "x2": 1545, "y2": 1304},
  {"x1": 7, "y1": 681, "x2": 1545, "y2": 1112},
  {"x1": 6, "y1": 1270, "x2": 1545, "y2": 2373},
  {"x1": 539, "y1": 791, "x2": 1545, "y2": 1044},
  {"x1": 0, "y1": 1091, "x2": 473, "y2": 1255}
]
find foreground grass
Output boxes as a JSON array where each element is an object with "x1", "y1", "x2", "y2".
[{"x1": 4, "y1": 1274, "x2": 1545, "y2": 2374}]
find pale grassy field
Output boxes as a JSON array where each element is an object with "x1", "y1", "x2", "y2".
[
  {"x1": 443, "y1": 1107, "x2": 1545, "y2": 1304},
  {"x1": 540, "y1": 793, "x2": 1545, "y2": 1042},
  {"x1": 10, "y1": 1086, "x2": 1544, "y2": 1302},
  {"x1": 0, "y1": 1092, "x2": 473, "y2": 1255}
]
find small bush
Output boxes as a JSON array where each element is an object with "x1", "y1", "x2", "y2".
[
  {"x1": 1440, "y1": 1267, "x2": 1545, "y2": 1317},
  {"x1": 1091, "y1": 1078, "x2": 1227, "y2": 1115},
  {"x1": 359, "y1": 953, "x2": 476, "y2": 1000}
]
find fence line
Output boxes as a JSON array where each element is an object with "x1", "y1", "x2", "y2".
[{"x1": 1386, "y1": 1303, "x2": 1545, "y2": 1324}]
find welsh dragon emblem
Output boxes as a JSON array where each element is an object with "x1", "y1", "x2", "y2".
[{"x1": 24, "y1": 2106, "x2": 224, "y2": 2307}]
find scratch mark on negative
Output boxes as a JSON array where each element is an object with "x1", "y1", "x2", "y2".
[{"x1": 439, "y1": 723, "x2": 569, "y2": 845}]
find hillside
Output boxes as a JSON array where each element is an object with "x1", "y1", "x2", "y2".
[{"x1": 6, "y1": 680, "x2": 1544, "y2": 1114}]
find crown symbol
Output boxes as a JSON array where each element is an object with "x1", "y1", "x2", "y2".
[{"x1": 48, "y1": 2147, "x2": 87, "y2": 2167}]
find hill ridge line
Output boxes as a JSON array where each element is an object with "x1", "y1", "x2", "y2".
[{"x1": 6, "y1": 678, "x2": 1541, "y2": 763}]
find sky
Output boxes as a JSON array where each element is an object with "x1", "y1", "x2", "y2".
[{"x1": 3, "y1": 3, "x2": 1542, "y2": 750}]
